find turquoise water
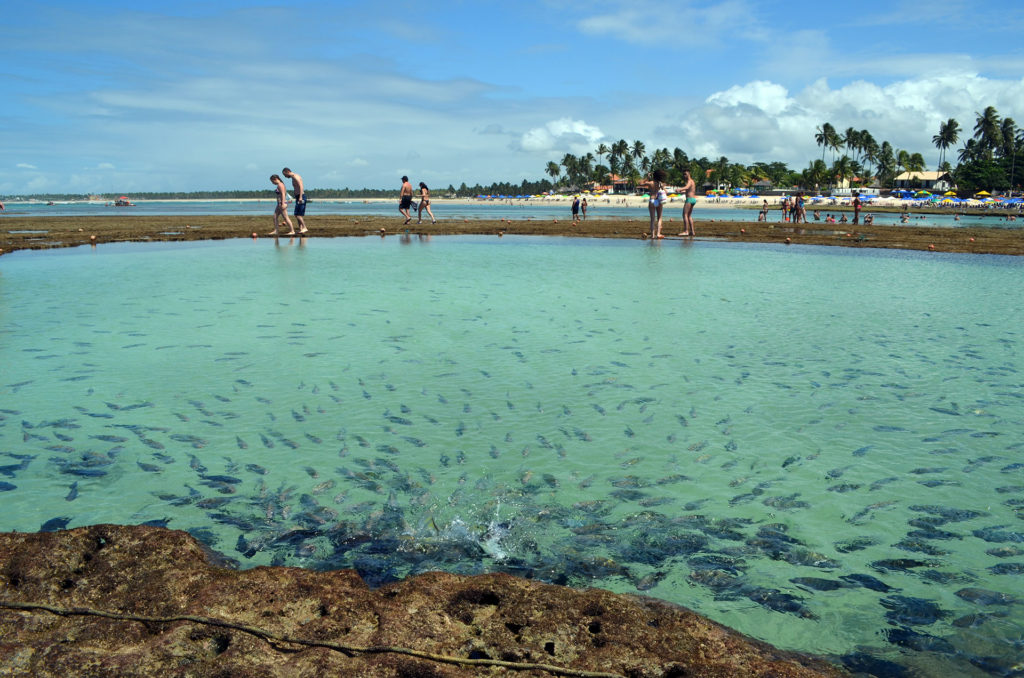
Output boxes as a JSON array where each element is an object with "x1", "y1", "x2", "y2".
[{"x1": 1, "y1": 236, "x2": 1022, "y2": 676}]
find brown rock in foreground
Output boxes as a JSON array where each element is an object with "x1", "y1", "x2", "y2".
[{"x1": 0, "y1": 525, "x2": 847, "y2": 677}]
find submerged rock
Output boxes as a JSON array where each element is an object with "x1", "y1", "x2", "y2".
[{"x1": 0, "y1": 525, "x2": 846, "y2": 677}]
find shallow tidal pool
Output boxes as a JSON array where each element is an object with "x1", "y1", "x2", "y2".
[{"x1": 2, "y1": 235, "x2": 1022, "y2": 676}]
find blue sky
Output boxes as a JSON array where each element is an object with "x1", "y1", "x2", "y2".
[{"x1": 2, "y1": 0, "x2": 1023, "y2": 194}]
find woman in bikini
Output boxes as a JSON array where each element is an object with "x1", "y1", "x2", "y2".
[
  {"x1": 648, "y1": 168, "x2": 668, "y2": 239},
  {"x1": 417, "y1": 182, "x2": 436, "y2": 224}
]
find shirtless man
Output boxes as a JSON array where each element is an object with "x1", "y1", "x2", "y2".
[
  {"x1": 282, "y1": 167, "x2": 308, "y2": 234},
  {"x1": 399, "y1": 176, "x2": 413, "y2": 224},
  {"x1": 680, "y1": 170, "x2": 696, "y2": 236},
  {"x1": 852, "y1": 191, "x2": 861, "y2": 225},
  {"x1": 268, "y1": 174, "x2": 294, "y2": 236}
]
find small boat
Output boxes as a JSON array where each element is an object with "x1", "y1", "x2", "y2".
[{"x1": 114, "y1": 196, "x2": 135, "y2": 207}]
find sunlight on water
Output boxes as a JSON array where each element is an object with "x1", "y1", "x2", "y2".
[{"x1": 1, "y1": 235, "x2": 1022, "y2": 676}]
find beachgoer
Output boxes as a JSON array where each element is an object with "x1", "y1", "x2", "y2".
[
  {"x1": 781, "y1": 197, "x2": 789, "y2": 222},
  {"x1": 758, "y1": 200, "x2": 768, "y2": 221},
  {"x1": 796, "y1": 193, "x2": 806, "y2": 224},
  {"x1": 0, "y1": 200, "x2": 4, "y2": 211},
  {"x1": 839, "y1": 214, "x2": 848, "y2": 223},
  {"x1": 399, "y1": 176, "x2": 413, "y2": 224},
  {"x1": 648, "y1": 169, "x2": 668, "y2": 239},
  {"x1": 864, "y1": 213, "x2": 874, "y2": 225},
  {"x1": 680, "y1": 170, "x2": 696, "y2": 236},
  {"x1": 581, "y1": 198, "x2": 588, "y2": 220},
  {"x1": 281, "y1": 168, "x2": 308, "y2": 235},
  {"x1": 813, "y1": 209, "x2": 821, "y2": 221},
  {"x1": 417, "y1": 182, "x2": 436, "y2": 224},
  {"x1": 268, "y1": 174, "x2": 294, "y2": 236},
  {"x1": 571, "y1": 196, "x2": 580, "y2": 221},
  {"x1": 852, "y1": 191, "x2": 861, "y2": 225}
]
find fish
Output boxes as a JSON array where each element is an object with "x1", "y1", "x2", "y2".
[{"x1": 40, "y1": 516, "x2": 71, "y2": 532}]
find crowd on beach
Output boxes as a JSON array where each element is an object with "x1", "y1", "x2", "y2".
[{"x1": 259, "y1": 167, "x2": 1019, "y2": 239}]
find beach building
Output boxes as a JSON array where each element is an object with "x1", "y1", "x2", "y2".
[{"x1": 893, "y1": 171, "x2": 956, "y2": 192}]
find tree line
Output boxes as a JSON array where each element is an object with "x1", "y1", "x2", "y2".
[{"x1": 541, "y1": 106, "x2": 1021, "y2": 194}]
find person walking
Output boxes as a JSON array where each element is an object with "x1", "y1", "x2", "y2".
[
  {"x1": 282, "y1": 167, "x2": 308, "y2": 235},
  {"x1": 268, "y1": 174, "x2": 294, "y2": 236},
  {"x1": 417, "y1": 182, "x2": 436, "y2": 224},
  {"x1": 399, "y1": 176, "x2": 414, "y2": 224}
]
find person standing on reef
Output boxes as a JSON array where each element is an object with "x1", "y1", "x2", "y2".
[
  {"x1": 648, "y1": 169, "x2": 668, "y2": 239},
  {"x1": 581, "y1": 197, "x2": 588, "y2": 220},
  {"x1": 282, "y1": 168, "x2": 308, "y2": 235},
  {"x1": 399, "y1": 176, "x2": 414, "y2": 224},
  {"x1": 571, "y1": 195, "x2": 580, "y2": 221},
  {"x1": 268, "y1": 174, "x2": 294, "y2": 236},
  {"x1": 417, "y1": 182, "x2": 436, "y2": 224},
  {"x1": 759, "y1": 199, "x2": 768, "y2": 221},
  {"x1": 852, "y1": 191, "x2": 862, "y2": 225},
  {"x1": 680, "y1": 169, "x2": 696, "y2": 236}
]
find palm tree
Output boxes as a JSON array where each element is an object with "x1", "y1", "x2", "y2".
[
  {"x1": 843, "y1": 127, "x2": 860, "y2": 162},
  {"x1": 802, "y1": 159, "x2": 828, "y2": 190},
  {"x1": 862, "y1": 135, "x2": 880, "y2": 176},
  {"x1": 545, "y1": 161, "x2": 560, "y2": 186},
  {"x1": 814, "y1": 123, "x2": 835, "y2": 162},
  {"x1": 958, "y1": 138, "x2": 981, "y2": 164},
  {"x1": 932, "y1": 118, "x2": 960, "y2": 170},
  {"x1": 905, "y1": 152, "x2": 926, "y2": 173},
  {"x1": 831, "y1": 155, "x2": 853, "y2": 189},
  {"x1": 877, "y1": 141, "x2": 896, "y2": 186},
  {"x1": 561, "y1": 153, "x2": 578, "y2": 188},
  {"x1": 630, "y1": 140, "x2": 646, "y2": 167},
  {"x1": 974, "y1": 106, "x2": 1002, "y2": 159},
  {"x1": 577, "y1": 153, "x2": 594, "y2": 187},
  {"x1": 595, "y1": 143, "x2": 610, "y2": 169},
  {"x1": 610, "y1": 139, "x2": 629, "y2": 176},
  {"x1": 827, "y1": 127, "x2": 844, "y2": 163},
  {"x1": 999, "y1": 118, "x2": 1017, "y2": 159}
]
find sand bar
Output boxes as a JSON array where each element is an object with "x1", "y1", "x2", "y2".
[{"x1": 0, "y1": 214, "x2": 1021, "y2": 256}]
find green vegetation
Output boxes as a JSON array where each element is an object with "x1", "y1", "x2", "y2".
[{"x1": 541, "y1": 107, "x2": 1021, "y2": 195}]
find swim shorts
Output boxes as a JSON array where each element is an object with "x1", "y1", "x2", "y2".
[
  {"x1": 294, "y1": 195, "x2": 307, "y2": 217},
  {"x1": 685, "y1": 197, "x2": 697, "y2": 205},
  {"x1": 400, "y1": 196, "x2": 413, "y2": 210}
]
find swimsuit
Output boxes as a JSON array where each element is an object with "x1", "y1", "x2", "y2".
[
  {"x1": 685, "y1": 197, "x2": 697, "y2": 205},
  {"x1": 293, "y1": 194, "x2": 307, "y2": 217},
  {"x1": 400, "y1": 195, "x2": 413, "y2": 210}
]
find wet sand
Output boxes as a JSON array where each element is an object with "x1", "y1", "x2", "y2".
[{"x1": 1, "y1": 214, "x2": 1021, "y2": 256}]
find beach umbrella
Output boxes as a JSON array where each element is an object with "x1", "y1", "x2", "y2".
[
  {"x1": 943, "y1": 191, "x2": 957, "y2": 196},
  {"x1": 975, "y1": 191, "x2": 991, "y2": 197},
  {"x1": 914, "y1": 190, "x2": 931, "y2": 197}
]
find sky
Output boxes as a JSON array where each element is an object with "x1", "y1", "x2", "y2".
[{"x1": 2, "y1": 0, "x2": 1024, "y2": 194}]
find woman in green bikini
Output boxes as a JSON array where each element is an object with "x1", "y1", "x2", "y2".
[{"x1": 680, "y1": 170, "x2": 696, "y2": 237}]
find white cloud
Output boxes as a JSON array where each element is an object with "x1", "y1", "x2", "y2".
[
  {"x1": 654, "y1": 74, "x2": 1024, "y2": 169},
  {"x1": 518, "y1": 118, "x2": 605, "y2": 153},
  {"x1": 16, "y1": 163, "x2": 38, "y2": 170}
]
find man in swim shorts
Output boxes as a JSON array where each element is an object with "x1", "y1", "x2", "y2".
[
  {"x1": 681, "y1": 170, "x2": 696, "y2": 237},
  {"x1": 399, "y1": 176, "x2": 413, "y2": 224},
  {"x1": 282, "y1": 167, "x2": 308, "y2": 234}
]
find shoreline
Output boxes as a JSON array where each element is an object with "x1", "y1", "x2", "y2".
[{"x1": 1, "y1": 214, "x2": 1022, "y2": 256}]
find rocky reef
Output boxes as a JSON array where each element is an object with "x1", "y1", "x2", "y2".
[{"x1": 0, "y1": 525, "x2": 846, "y2": 677}]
